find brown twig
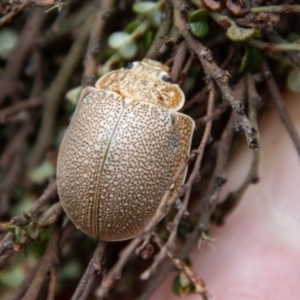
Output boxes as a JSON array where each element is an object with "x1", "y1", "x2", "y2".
[
  {"x1": 156, "y1": 34, "x2": 182, "y2": 60},
  {"x1": 0, "y1": 181, "x2": 58, "y2": 266},
  {"x1": 213, "y1": 73, "x2": 260, "y2": 224},
  {"x1": 181, "y1": 87, "x2": 207, "y2": 112},
  {"x1": 138, "y1": 218, "x2": 206, "y2": 300},
  {"x1": 263, "y1": 60, "x2": 300, "y2": 158},
  {"x1": 248, "y1": 38, "x2": 300, "y2": 52},
  {"x1": 195, "y1": 103, "x2": 228, "y2": 130},
  {"x1": 47, "y1": 266, "x2": 58, "y2": 300},
  {"x1": 18, "y1": 180, "x2": 57, "y2": 222},
  {"x1": 71, "y1": 241, "x2": 107, "y2": 300},
  {"x1": 0, "y1": 0, "x2": 56, "y2": 6},
  {"x1": 146, "y1": 0, "x2": 173, "y2": 60},
  {"x1": 245, "y1": 72, "x2": 262, "y2": 108},
  {"x1": 266, "y1": 30, "x2": 300, "y2": 67},
  {"x1": 22, "y1": 221, "x2": 61, "y2": 300},
  {"x1": 200, "y1": 82, "x2": 245, "y2": 220},
  {"x1": 0, "y1": 154, "x2": 22, "y2": 216},
  {"x1": 0, "y1": 122, "x2": 33, "y2": 217},
  {"x1": 0, "y1": 9, "x2": 45, "y2": 106},
  {"x1": 8, "y1": 265, "x2": 39, "y2": 300},
  {"x1": 167, "y1": 252, "x2": 207, "y2": 298},
  {"x1": 141, "y1": 80, "x2": 215, "y2": 281},
  {"x1": 28, "y1": 6, "x2": 96, "y2": 169},
  {"x1": 0, "y1": 2, "x2": 27, "y2": 27},
  {"x1": 177, "y1": 54, "x2": 194, "y2": 86},
  {"x1": 250, "y1": 5, "x2": 300, "y2": 14},
  {"x1": 0, "y1": 97, "x2": 44, "y2": 123},
  {"x1": 173, "y1": 0, "x2": 259, "y2": 150},
  {"x1": 82, "y1": 0, "x2": 115, "y2": 87},
  {"x1": 39, "y1": 4, "x2": 91, "y2": 47},
  {"x1": 170, "y1": 41, "x2": 188, "y2": 82},
  {"x1": 0, "y1": 201, "x2": 63, "y2": 269}
]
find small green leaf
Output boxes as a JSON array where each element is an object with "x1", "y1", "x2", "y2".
[
  {"x1": 287, "y1": 69, "x2": 300, "y2": 93},
  {"x1": 65, "y1": 86, "x2": 81, "y2": 105},
  {"x1": 45, "y1": 3, "x2": 66, "y2": 13},
  {"x1": 118, "y1": 42, "x2": 137, "y2": 59},
  {"x1": 239, "y1": 47, "x2": 263, "y2": 72},
  {"x1": 15, "y1": 227, "x2": 26, "y2": 244},
  {"x1": 0, "y1": 29, "x2": 18, "y2": 57},
  {"x1": 126, "y1": 20, "x2": 141, "y2": 33},
  {"x1": 58, "y1": 260, "x2": 81, "y2": 279},
  {"x1": 29, "y1": 160, "x2": 55, "y2": 185},
  {"x1": 190, "y1": 20, "x2": 209, "y2": 38},
  {"x1": 25, "y1": 222, "x2": 40, "y2": 240},
  {"x1": 173, "y1": 273, "x2": 195, "y2": 296},
  {"x1": 0, "y1": 268, "x2": 25, "y2": 287},
  {"x1": 189, "y1": 9, "x2": 209, "y2": 38},
  {"x1": 133, "y1": 2, "x2": 158, "y2": 14},
  {"x1": 147, "y1": 9, "x2": 162, "y2": 27},
  {"x1": 227, "y1": 25, "x2": 260, "y2": 42},
  {"x1": 108, "y1": 32, "x2": 130, "y2": 49},
  {"x1": 143, "y1": 30, "x2": 153, "y2": 49},
  {"x1": 189, "y1": 9, "x2": 208, "y2": 22},
  {"x1": 286, "y1": 32, "x2": 300, "y2": 43}
]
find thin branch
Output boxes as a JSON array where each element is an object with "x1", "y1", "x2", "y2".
[
  {"x1": 265, "y1": 31, "x2": 300, "y2": 67},
  {"x1": 138, "y1": 215, "x2": 206, "y2": 300},
  {"x1": 248, "y1": 38, "x2": 300, "y2": 52},
  {"x1": 177, "y1": 54, "x2": 194, "y2": 86},
  {"x1": 22, "y1": 221, "x2": 61, "y2": 300},
  {"x1": 181, "y1": 88, "x2": 207, "y2": 112},
  {"x1": 197, "y1": 82, "x2": 243, "y2": 225},
  {"x1": 82, "y1": 0, "x2": 115, "y2": 87},
  {"x1": 0, "y1": 97, "x2": 44, "y2": 123},
  {"x1": 173, "y1": 0, "x2": 259, "y2": 150},
  {"x1": 250, "y1": 5, "x2": 300, "y2": 14},
  {"x1": 141, "y1": 80, "x2": 215, "y2": 281},
  {"x1": 0, "y1": 9, "x2": 45, "y2": 106},
  {"x1": 245, "y1": 72, "x2": 262, "y2": 108},
  {"x1": 146, "y1": 0, "x2": 173, "y2": 60},
  {"x1": 71, "y1": 241, "x2": 107, "y2": 300},
  {"x1": 167, "y1": 251, "x2": 207, "y2": 299},
  {"x1": 47, "y1": 266, "x2": 58, "y2": 300},
  {"x1": 263, "y1": 60, "x2": 300, "y2": 158},
  {"x1": 0, "y1": 182, "x2": 58, "y2": 267},
  {"x1": 0, "y1": 2, "x2": 27, "y2": 27},
  {"x1": 170, "y1": 41, "x2": 188, "y2": 82},
  {"x1": 213, "y1": 73, "x2": 260, "y2": 224},
  {"x1": 8, "y1": 265, "x2": 39, "y2": 300},
  {"x1": 28, "y1": 8, "x2": 95, "y2": 169},
  {"x1": 0, "y1": 122, "x2": 33, "y2": 215},
  {"x1": 0, "y1": 0, "x2": 56, "y2": 6}
]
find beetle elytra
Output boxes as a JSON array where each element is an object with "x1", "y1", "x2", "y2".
[{"x1": 57, "y1": 59, "x2": 194, "y2": 241}]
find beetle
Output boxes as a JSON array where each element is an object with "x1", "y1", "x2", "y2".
[{"x1": 57, "y1": 59, "x2": 195, "y2": 241}]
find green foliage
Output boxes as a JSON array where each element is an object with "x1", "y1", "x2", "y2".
[
  {"x1": 227, "y1": 25, "x2": 260, "y2": 42},
  {"x1": 240, "y1": 47, "x2": 263, "y2": 72},
  {"x1": 58, "y1": 260, "x2": 82, "y2": 280},
  {"x1": 0, "y1": 29, "x2": 18, "y2": 57},
  {"x1": 65, "y1": 86, "x2": 81, "y2": 106},
  {"x1": 29, "y1": 160, "x2": 56, "y2": 185},
  {"x1": 173, "y1": 272, "x2": 195, "y2": 296},
  {"x1": 133, "y1": 1, "x2": 163, "y2": 14},
  {"x1": 287, "y1": 69, "x2": 300, "y2": 92},
  {"x1": 189, "y1": 9, "x2": 209, "y2": 38}
]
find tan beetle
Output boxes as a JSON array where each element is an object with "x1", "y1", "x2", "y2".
[{"x1": 57, "y1": 59, "x2": 194, "y2": 241}]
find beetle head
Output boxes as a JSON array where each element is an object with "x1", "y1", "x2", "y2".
[{"x1": 124, "y1": 59, "x2": 172, "y2": 83}]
